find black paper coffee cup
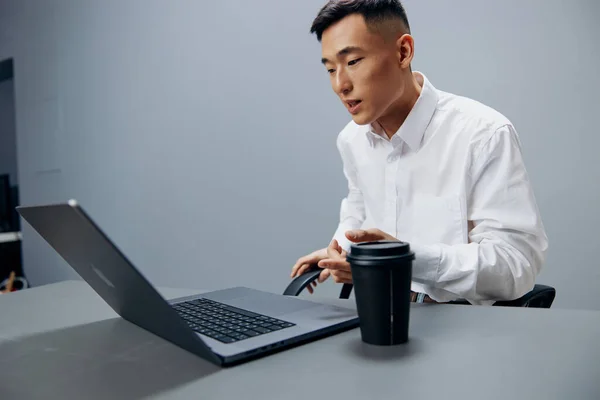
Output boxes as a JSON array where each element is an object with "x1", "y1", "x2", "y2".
[{"x1": 347, "y1": 240, "x2": 414, "y2": 345}]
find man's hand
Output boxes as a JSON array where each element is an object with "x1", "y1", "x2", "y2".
[
  {"x1": 290, "y1": 247, "x2": 331, "y2": 294},
  {"x1": 317, "y1": 239, "x2": 352, "y2": 283},
  {"x1": 317, "y1": 228, "x2": 399, "y2": 284},
  {"x1": 291, "y1": 228, "x2": 398, "y2": 292},
  {"x1": 344, "y1": 228, "x2": 398, "y2": 243}
]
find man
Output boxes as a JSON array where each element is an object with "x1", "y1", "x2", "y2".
[{"x1": 290, "y1": 0, "x2": 548, "y2": 305}]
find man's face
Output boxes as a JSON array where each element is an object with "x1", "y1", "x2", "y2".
[{"x1": 320, "y1": 14, "x2": 407, "y2": 126}]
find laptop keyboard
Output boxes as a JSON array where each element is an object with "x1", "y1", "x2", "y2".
[{"x1": 172, "y1": 298, "x2": 296, "y2": 344}]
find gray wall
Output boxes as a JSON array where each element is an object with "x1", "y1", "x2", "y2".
[
  {"x1": 0, "y1": 79, "x2": 17, "y2": 185},
  {"x1": 0, "y1": 0, "x2": 598, "y2": 309}
]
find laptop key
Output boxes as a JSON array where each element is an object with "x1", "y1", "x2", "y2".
[
  {"x1": 244, "y1": 330, "x2": 260, "y2": 337},
  {"x1": 208, "y1": 333, "x2": 236, "y2": 344},
  {"x1": 253, "y1": 326, "x2": 272, "y2": 334},
  {"x1": 267, "y1": 324, "x2": 283, "y2": 331},
  {"x1": 229, "y1": 333, "x2": 249, "y2": 340},
  {"x1": 220, "y1": 305, "x2": 261, "y2": 318},
  {"x1": 220, "y1": 336, "x2": 237, "y2": 344}
]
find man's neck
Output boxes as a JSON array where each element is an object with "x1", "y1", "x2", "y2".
[{"x1": 376, "y1": 73, "x2": 423, "y2": 140}]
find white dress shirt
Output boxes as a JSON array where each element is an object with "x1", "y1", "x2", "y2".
[{"x1": 331, "y1": 72, "x2": 548, "y2": 305}]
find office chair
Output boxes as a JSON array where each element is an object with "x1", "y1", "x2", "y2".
[{"x1": 283, "y1": 264, "x2": 556, "y2": 308}]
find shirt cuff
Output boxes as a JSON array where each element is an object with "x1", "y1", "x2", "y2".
[
  {"x1": 332, "y1": 223, "x2": 357, "y2": 253},
  {"x1": 409, "y1": 242, "x2": 441, "y2": 284},
  {"x1": 333, "y1": 232, "x2": 352, "y2": 253}
]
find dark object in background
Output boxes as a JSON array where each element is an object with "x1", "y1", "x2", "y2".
[
  {"x1": 9, "y1": 184, "x2": 20, "y2": 231},
  {"x1": 0, "y1": 173, "x2": 25, "y2": 287},
  {"x1": 0, "y1": 174, "x2": 20, "y2": 232},
  {"x1": 0, "y1": 174, "x2": 10, "y2": 232}
]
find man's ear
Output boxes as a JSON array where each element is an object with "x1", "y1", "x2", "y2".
[{"x1": 396, "y1": 33, "x2": 415, "y2": 68}]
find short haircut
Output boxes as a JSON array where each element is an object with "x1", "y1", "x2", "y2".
[{"x1": 310, "y1": 0, "x2": 410, "y2": 42}]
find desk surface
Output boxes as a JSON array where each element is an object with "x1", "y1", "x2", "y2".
[{"x1": 1, "y1": 280, "x2": 599, "y2": 400}]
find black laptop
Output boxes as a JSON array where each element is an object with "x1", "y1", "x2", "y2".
[{"x1": 16, "y1": 200, "x2": 359, "y2": 367}]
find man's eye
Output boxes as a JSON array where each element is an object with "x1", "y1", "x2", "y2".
[
  {"x1": 328, "y1": 69, "x2": 335, "y2": 74},
  {"x1": 348, "y1": 58, "x2": 363, "y2": 66}
]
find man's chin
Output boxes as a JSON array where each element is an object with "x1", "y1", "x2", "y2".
[{"x1": 350, "y1": 113, "x2": 373, "y2": 126}]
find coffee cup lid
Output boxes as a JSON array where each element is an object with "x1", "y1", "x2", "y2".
[{"x1": 347, "y1": 240, "x2": 413, "y2": 261}]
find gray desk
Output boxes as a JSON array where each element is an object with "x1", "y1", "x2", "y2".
[{"x1": 1, "y1": 280, "x2": 599, "y2": 400}]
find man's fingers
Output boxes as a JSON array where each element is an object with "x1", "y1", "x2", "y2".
[
  {"x1": 345, "y1": 229, "x2": 367, "y2": 241},
  {"x1": 292, "y1": 252, "x2": 319, "y2": 277},
  {"x1": 306, "y1": 280, "x2": 319, "y2": 294},
  {"x1": 291, "y1": 257, "x2": 310, "y2": 277},
  {"x1": 326, "y1": 239, "x2": 343, "y2": 260},
  {"x1": 332, "y1": 239, "x2": 344, "y2": 253},
  {"x1": 293, "y1": 263, "x2": 308, "y2": 277},
  {"x1": 318, "y1": 268, "x2": 331, "y2": 283},
  {"x1": 326, "y1": 245, "x2": 340, "y2": 260},
  {"x1": 331, "y1": 270, "x2": 352, "y2": 283},
  {"x1": 291, "y1": 263, "x2": 306, "y2": 277},
  {"x1": 299, "y1": 262, "x2": 318, "y2": 277},
  {"x1": 345, "y1": 229, "x2": 379, "y2": 242},
  {"x1": 318, "y1": 259, "x2": 350, "y2": 271},
  {"x1": 345, "y1": 228, "x2": 397, "y2": 243}
]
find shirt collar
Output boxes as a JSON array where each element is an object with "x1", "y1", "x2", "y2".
[{"x1": 365, "y1": 72, "x2": 439, "y2": 151}]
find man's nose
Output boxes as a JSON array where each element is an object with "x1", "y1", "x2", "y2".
[{"x1": 335, "y1": 71, "x2": 352, "y2": 96}]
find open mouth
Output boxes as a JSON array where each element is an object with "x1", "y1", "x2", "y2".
[{"x1": 346, "y1": 100, "x2": 362, "y2": 114}]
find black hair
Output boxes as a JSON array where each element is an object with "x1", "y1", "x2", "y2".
[{"x1": 310, "y1": 0, "x2": 410, "y2": 41}]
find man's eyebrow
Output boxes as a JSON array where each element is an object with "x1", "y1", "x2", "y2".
[{"x1": 321, "y1": 46, "x2": 364, "y2": 64}]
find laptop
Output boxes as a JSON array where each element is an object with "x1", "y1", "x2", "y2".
[{"x1": 16, "y1": 200, "x2": 359, "y2": 367}]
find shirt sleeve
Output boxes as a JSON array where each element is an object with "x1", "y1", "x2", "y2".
[
  {"x1": 332, "y1": 134, "x2": 366, "y2": 252},
  {"x1": 410, "y1": 124, "x2": 549, "y2": 302}
]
